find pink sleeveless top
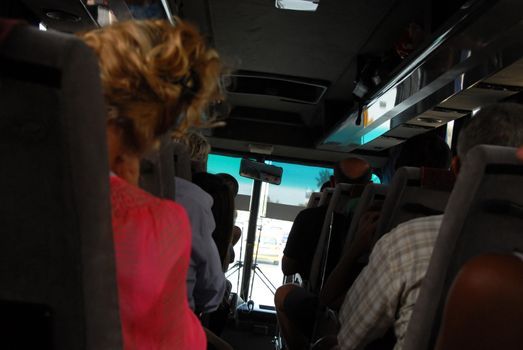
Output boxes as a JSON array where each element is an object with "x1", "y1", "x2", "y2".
[{"x1": 110, "y1": 175, "x2": 206, "y2": 350}]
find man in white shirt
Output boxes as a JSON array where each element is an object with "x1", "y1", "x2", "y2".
[
  {"x1": 173, "y1": 131, "x2": 226, "y2": 313},
  {"x1": 176, "y1": 176, "x2": 226, "y2": 313}
]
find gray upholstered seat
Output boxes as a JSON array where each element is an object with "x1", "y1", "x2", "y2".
[
  {"x1": 139, "y1": 136, "x2": 192, "y2": 199},
  {"x1": 0, "y1": 24, "x2": 122, "y2": 349},
  {"x1": 403, "y1": 145, "x2": 523, "y2": 350},
  {"x1": 307, "y1": 192, "x2": 322, "y2": 208},
  {"x1": 373, "y1": 166, "x2": 455, "y2": 245},
  {"x1": 344, "y1": 184, "x2": 388, "y2": 248},
  {"x1": 310, "y1": 184, "x2": 388, "y2": 340},
  {"x1": 318, "y1": 188, "x2": 335, "y2": 207},
  {"x1": 309, "y1": 184, "x2": 365, "y2": 293},
  {"x1": 140, "y1": 136, "x2": 177, "y2": 199}
]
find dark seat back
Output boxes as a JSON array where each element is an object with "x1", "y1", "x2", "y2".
[
  {"x1": 403, "y1": 145, "x2": 523, "y2": 350},
  {"x1": 307, "y1": 192, "x2": 322, "y2": 208},
  {"x1": 139, "y1": 137, "x2": 192, "y2": 199},
  {"x1": 344, "y1": 184, "x2": 388, "y2": 249},
  {"x1": 140, "y1": 136, "x2": 176, "y2": 199},
  {"x1": 373, "y1": 167, "x2": 455, "y2": 244},
  {"x1": 310, "y1": 184, "x2": 389, "y2": 342},
  {"x1": 309, "y1": 184, "x2": 365, "y2": 293},
  {"x1": 318, "y1": 188, "x2": 335, "y2": 206},
  {"x1": 0, "y1": 24, "x2": 122, "y2": 349}
]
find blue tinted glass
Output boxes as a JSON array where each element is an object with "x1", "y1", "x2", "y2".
[
  {"x1": 209, "y1": 154, "x2": 381, "y2": 198},
  {"x1": 267, "y1": 161, "x2": 333, "y2": 206},
  {"x1": 361, "y1": 120, "x2": 391, "y2": 144}
]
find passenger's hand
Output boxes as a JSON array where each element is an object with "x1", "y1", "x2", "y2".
[
  {"x1": 311, "y1": 335, "x2": 338, "y2": 350},
  {"x1": 352, "y1": 211, "x2": 380, "y2": 254}
]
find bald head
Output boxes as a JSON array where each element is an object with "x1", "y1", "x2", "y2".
[
  {"x1": 457, "y1": 103, "x2": 523, "y2": 162},
  {"x1": 516, "y1": 145, "x2": 523, "y2": 162},
  {"x1": 334, "y1": 157, "x2": 371, "y2": 184}
]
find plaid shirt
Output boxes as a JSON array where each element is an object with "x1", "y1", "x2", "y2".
[{"x1": 337, "y1": 215, "x2": 443, "y2": 350}]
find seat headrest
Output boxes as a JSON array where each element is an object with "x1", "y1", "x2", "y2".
[
  {"x1": 420, "y1": 167, "x2": 456, "y2": 192},
  {"x1": 348, "y1": 183, "x2": 366, "y2": 197}
]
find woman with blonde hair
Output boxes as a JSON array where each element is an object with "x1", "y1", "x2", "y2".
[{"x1": 80, "y1": 19, "x2": 221, "y2": 349}]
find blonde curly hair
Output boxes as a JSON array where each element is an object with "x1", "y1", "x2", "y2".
[{"x1": 80, "y1": 19, "x2": 222, "y2": 155}]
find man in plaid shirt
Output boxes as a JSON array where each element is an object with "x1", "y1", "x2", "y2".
[{"x1": 335, "y1": 103, "x2": 523, "y2": 350}]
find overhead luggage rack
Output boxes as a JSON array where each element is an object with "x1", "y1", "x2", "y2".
[{"x1": 320, "y1": 0, "x2": 523, "y2": 152}]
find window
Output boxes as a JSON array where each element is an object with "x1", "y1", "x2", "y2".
[
  {"x1": 207, "y1": 154, "x2": 253, "y2": 298},
  {"x1": 208, "y1": 154, "x2": 380, "y2": 306},
  {"x1": 208, "y1": 154, "x2": 253, "y2": 197},
  {"x1": 209, "y1": 155, "x2": 333, "y2": 306},
  {"x1": 275, "y1": 0, "x2": 319, "y2": 12},
  {"x1": 267, "y1": 161, "x2": 333, "y2": 207},
  {"x1": 253, "y1": 161, "x2": 332, "y2": 305},
  {"x1": 446, "y1": 120, "x2": 455, "y2": 149}
]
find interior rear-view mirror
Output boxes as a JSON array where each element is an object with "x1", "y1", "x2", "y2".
[{"x1": 239, "y1": 158, "x2": 283, "y2": 185}]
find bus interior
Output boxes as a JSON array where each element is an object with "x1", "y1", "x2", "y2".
[{"x1": 1, "y1": 0, "x2": 523, "y2": 349}]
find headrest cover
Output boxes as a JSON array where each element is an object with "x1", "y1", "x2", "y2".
[
  {"x1": 348, "y1": 184, "x2": 366, "y2": 197},
  {"x1": 420, "y1": 167, "x2": 456, "y2": 192}
]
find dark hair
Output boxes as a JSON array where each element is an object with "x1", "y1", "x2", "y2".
[
  {"x1": 217, "y1": 173, "x2": 239, "y2": 197},
  {"x1": 395, "y1": 132, "x2": 451, "y2": 170},
  {"x1": 320, "y1": 180, "x2": 332, "y2": 192},
  {"x1": 192, "y1": 172, "x2": 234, "y2": 270},
  {"x1": 458, "y1": 103, "x2": 523, "y2": 161}
]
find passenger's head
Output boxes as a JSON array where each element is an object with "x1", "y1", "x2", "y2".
[
  {"x1": 517, "y1": 145, "x2": 523, "y2": 162},
  {"x1": 192, "y1": 172, "x2": 234, "y2": 269},
  {"x1": 174, "y1": 130, "x2": 211, "y2": 173},
  {"x1": 395, "y1": 132, "x2": 451, "y2": 170},
  {"x1": 320, "y1": 180, "x2": 332, "y2": 192},
  {"x1": 333, "y1": 157, "x2": 372, "y2": 184},
  {"x1": 217, "y1": 173, "x2": 239, "y2": 197},
  {"x1": 80, "y1": 19, "x2": 221, "y2": 182},
  {"x1": 456, "y1": 103, "x2": 523, "y2": 169}
]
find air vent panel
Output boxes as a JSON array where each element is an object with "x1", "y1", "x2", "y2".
[
  {"x1": 226, "y1": 74, "x2": 327, "y2": 104},
  {"x1": 21, "y1": 0, "x2": 97, "y2": 32},
  {"x1": 439, "y1": 87, "x2": 517, "y2": 111},
  {"x1": 484, "y1": 58, "x2": 523, "y2": 87},
  {"x1": 359, "y1": 136, "x2": 405, "y2": 151},
  {"x1": 230, "y1": 106, "x2": 303, "y2": 126},
  {"x1": 384, "y1": 125, "x2": 432, "y2": 139},
  {"x1": 406, "y1": 110, "x2": 466, "y2": 128}
]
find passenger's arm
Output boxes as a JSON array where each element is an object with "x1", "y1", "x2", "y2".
[
  {"x1": 337, "y1": 233, "x2": 400, "y2": 350},
  {"x1": 280, "y1": 210, "x2": 308, "y2": 275},
  {"x1": 320, "y1": 211, "x2": 379, "y2": 309}
]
